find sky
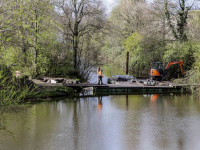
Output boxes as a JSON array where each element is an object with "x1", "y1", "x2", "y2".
[
  {"x1": 103, "y1": 0, "x2": 200, "y2": 12},
  {"x1": 103, "y1": 0, "x2": 116, "y2": 13},
  {"x1": 104, "y1": 0, "x2": 115, "y2": 4}
]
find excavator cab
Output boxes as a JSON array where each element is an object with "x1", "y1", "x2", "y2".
[
  {"x1": 150, "y1": 62, "x2": 164, "y2": 80},
  {"x1": 152, "y1": 62, "x2": 162, "y2": 70}
]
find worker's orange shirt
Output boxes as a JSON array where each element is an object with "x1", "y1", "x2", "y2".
[{"x1": 98, "y1": 71, "x2": 103, "y2": 77}]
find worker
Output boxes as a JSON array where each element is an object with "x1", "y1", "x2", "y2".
[{"x1": 98, "y1": 69, "x2": 103, "y2": 84}]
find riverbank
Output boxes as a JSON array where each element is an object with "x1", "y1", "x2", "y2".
[{"x1": 25, "y1": 78, "x2": 81, "y2": 101}]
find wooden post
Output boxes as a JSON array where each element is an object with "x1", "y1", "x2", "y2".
[
  {"x1": 97, "y1": 67, "x2": 100, "y2": 84},
  {"x1": 126, "y1": 52, "x2": 129, "y2": 75}
]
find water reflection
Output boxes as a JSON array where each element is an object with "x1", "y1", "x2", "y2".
[
  {"x1": 97, "y1": 96, "x2": 102, "y2": 113},
  {"x1": 1, "y1": 94, "x2": 200, "y2": 150},
  {"x1": 126, "y1": 95, "x2": 128, "y2": 110}
]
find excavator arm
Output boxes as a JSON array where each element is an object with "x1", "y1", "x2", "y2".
[{"x1": 164, "y1": 59, "x2": 184, "y2": 74}]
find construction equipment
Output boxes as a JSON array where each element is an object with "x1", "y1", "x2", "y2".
[{"x1": 150, "y1": 59, "x2": 184, "y2": 81}]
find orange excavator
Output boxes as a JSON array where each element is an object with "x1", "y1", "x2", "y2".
[{"x1": 150, "y1": 59, "x2": 184, "y2": 81}]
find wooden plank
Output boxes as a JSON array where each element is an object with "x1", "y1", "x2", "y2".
[{"x1": 62, "y1": 83, "x2": 109, "y2": 87}]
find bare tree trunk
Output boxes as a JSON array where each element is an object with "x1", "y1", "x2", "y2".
[
  {"x1": 73, "y1": 23, "x2": 79, "y2": 70},
  {"x1": 33, "y1": 8, "x2": 38, "y2": 76}
]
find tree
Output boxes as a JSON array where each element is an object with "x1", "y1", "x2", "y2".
[
  {"x1": 55, "y1": 0, "x2": 106, "y2": 72},
  {"x1": 15, "y1": 0, "x2": 54, "y2": 75},
  {"x1": 110, "y1": 0, "x2": 149, "y2": 38},
  {"x1": 106, "y1": 0, "x2": 168, "y2": 74},
  {"x1": 0, "y1": 0, "x2": 58, "y2": 77},
  {"x1": 187, "y1": 10, "x2": 200, "y2": 41},
  {"x1": 164, "y1": 0, "x2": 193, "y2": 42}
]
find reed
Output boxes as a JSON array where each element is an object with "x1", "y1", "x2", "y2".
[{"x1": 0, "y1": 67, "x2": 30, "y2": 143}]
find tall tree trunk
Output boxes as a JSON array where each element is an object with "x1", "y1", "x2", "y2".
[
  {"x1": 73, "y1": 23, "x2": 78, "y2": 71},
  {"x1": 34, "y1": 8, "x2": 38, "y2": 76},
  {"x1": 164, "y1": 0, "x2": 191, "y2": 42}
]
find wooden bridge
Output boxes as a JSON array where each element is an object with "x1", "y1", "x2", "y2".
[
  {"x1": 62, "y1": 82, "x2": 188, "y2": 94},
  {"x1": 32, "y1": 79, "x2": 188, "y2": 94}
]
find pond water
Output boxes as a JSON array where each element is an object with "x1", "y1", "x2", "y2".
[{"x1": 1, "y1": 93, "x2": 200, "y2": 150}]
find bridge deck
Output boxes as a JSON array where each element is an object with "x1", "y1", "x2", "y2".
[
  {"x1": 63, "y1": 81, "x2": 187, "y2": 93},
  {"x1": 32, "y1": 79, "x2": 187, "y2": 93}
]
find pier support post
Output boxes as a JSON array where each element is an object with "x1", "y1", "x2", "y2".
[
  {"x1": 126, "y1": 52, "x2": 129, "y2": 75},
  {"x1": 126, "y1": 95, "x2": 129, "y2": 107}
]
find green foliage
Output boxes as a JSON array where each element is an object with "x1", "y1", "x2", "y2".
[
  {"x1": 54, "y1": 87, "x2": 75, "y2": 93},
  {"x1": 123, "y1": 32, "x2": 142, "y2": 53},
  {"x1": 183, "y1": 70, "x2": 200, "y2": 95},
  {"x1": 123, "y1": 32, "x2": 143, "y2": 69},
  {"x1": 36, "y1": 52, "x2": 50, "y2": 76},
  {"x1": 163, "y1": 42, "x2": 197, "y2": 71},
  {"x1": 0, "y1": 67, "x2": 30, "y2": 143},
  {"x1": 121, "y1": 32, "x2": 165, "y2": 75},
  {"x1": 183, "y1": 43, "x2": 200, "y2": 95},
  {"x1": 27, "y1": 86, "x2": 75, "y2": 98}
]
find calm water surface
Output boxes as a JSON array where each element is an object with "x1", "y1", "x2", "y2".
[{"x1": 1, "y1": 93, "x2": 200, "y2": 150}]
